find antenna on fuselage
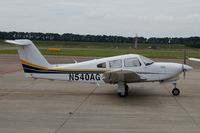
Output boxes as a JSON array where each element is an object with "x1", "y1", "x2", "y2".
[{"x1": 71, "y1": 57, "x2": 78, "y2": 63}]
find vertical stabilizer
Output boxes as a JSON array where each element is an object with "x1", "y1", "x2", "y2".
[{"x1": 5, "y1": 39, "x2": 51, "y2": 68}]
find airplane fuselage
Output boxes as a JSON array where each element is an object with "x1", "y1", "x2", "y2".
[{"x1": 23, "y1": 54, "x2": 187, "y2": 84}]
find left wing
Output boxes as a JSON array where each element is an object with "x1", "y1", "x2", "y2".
[
  {"x1": 189, "y1": 58, "x2": 200, "y2": 62},
  {"x1": 102, "y1": 69, "x2": 146, "y2": 84}
]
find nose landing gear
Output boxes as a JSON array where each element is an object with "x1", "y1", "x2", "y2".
[{"x1": 172, "y1": 83, "x2": 180, "y2": 96}]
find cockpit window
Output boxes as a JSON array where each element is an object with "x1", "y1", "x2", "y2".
[
  {"x1": 109, "y1": 59, "x2": 122, "y2": 68},
  {"x1": 97, "y1": 62, "x2": 106, "y2": 68},
  {"x1": 124, "y1": 58, "x2": 141, "y2": 67},
  {"x1": 140, "y1": 55, "x2": 154, "y2": 66}
]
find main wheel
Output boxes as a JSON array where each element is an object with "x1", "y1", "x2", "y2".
[
  {"x1": 125, "y1": 84, "x2": 129, "y2": 96},
  {"x1": 125, "y1": 84, "x2": 129, "y2": 91},
  {"x1": 172, "y1": 88, "x2": 180, "y2": 96},
  {"x1": 118, "y1": 84, "x2": 129, "y2": 97},
  {"x1": 118, "y1": 92, "x2": 127, "y2": 97}
]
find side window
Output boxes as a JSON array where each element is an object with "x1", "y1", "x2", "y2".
[
  {"x1": 109, "y1": 59, "x2": 122, "y2": 68},
  {"x1": 97, "y1": 62, "x2": 106, "y2": 68},
  {"x1": 124, "y1": 58, "x2": 141, "y2": 67}
]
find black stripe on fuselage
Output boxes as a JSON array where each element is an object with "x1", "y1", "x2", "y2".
[{"x1": 22, "y1": 64, "x2": 45, "y2": 71}]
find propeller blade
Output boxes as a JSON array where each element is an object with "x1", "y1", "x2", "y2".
[
  {"x1": 184, "y1": 49, "x2": 186, "y2": 65},
  {"x1": 183, "y1": 49, "x2": 187, "y2": 79},
  {"x1": 182, "y1": 64, "x2": 185, "y2": 79}
]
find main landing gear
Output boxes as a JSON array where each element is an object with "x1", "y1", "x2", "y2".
[
  {"x1": 172, "y1": 83, "x2": 180, "y2": 96},
  {"x1": 117, "y1": 82, "x2": 129, "y2": 97}
]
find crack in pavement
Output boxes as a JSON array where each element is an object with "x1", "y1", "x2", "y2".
[
  {"x1": 164, "y1": 85, "x2": 200, "y2": 129},
  {"x1": 0, "y1": 69, "x2": 22, "y2": 76},
  {"x1": 54, "y1": 86, "x2": 97, "y2": 133}
]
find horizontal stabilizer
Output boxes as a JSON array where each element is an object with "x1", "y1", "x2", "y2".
[{"x1": 5, "y1": 39, "x2": 32, "y2": 46}]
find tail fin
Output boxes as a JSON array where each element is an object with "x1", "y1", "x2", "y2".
[{"x1": 5, "y1": 39, "x2": 51, "y2": 68}]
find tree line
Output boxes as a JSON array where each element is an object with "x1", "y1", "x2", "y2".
[{"x1": 0, "y1": 31, "x2": 200, "y2": 48}]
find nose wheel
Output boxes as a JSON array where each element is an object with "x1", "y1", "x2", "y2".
[
  {"x1": 172, "y1": 88, "x2": 180, "y2": 96},
  {"x1": 172, "y1": 83, "x2": 180, "y2": 96}
]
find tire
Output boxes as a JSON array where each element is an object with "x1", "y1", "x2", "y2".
[
  {"x1": 118, "y1": 84, "x2": 129, "y2": 97},
  {"x1": 125, "y1": 84, "x2": 129, "y2": 91},
  {"x1": 172, "y1": 88, "x2": 180, "y2": 96},
  {"x1": 118, "y1": 92, "x2": 127, "y2": 97}
]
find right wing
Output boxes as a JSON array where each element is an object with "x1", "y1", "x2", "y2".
[{"x1": 102, "y1": 69, "x2": 146, "y2": 84}]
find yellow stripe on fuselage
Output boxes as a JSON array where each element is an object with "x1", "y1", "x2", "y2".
[{"x1": 20, "y1": 60, "x2": 48, "y2": 69}]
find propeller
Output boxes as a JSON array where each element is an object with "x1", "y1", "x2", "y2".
[
  {"x1": 182, "y1": 48, "x2": 193, "y2": 79},
  {"x1": 183, "y1": 49, "x2": 186, "y2": 79}
]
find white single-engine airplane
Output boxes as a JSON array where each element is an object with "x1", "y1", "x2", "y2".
[{"x1": 6, "y1": 39, "x2": 192, "y2": 97}]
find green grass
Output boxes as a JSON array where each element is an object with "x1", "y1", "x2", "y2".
[
  {"x1": 0, "y1": 49, "x2": 18, "y2": 54},
  {"x1": 0, "y1": 48, "x2": 200, "y2": 59},
  {"x1": 0, "y1": 40, "x2": 186, "y2": 49},
  {"x1": 0, "y1": 40, "x2": 199, "y2": 59},
  {"x1": 33, "y1": 41, "x2": 187, "y2": 49}
]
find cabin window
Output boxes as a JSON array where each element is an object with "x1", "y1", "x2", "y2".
[
  {"x1": 97, "y1": 62, "x2": 106, "y2": 68},
  {"x1": 124, "y1": 58, "x2": 141, "y2": 67},
  {"x1": 109, "y1": 59, "x2": 122, "y2": 68}
]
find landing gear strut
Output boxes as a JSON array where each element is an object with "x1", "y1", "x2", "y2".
[
  {"x1": 172, "y1": 83, "x2": 180, "y2": 96},
  {"x1": 117, "y1": 82, "x2": 129, "y2": 97}
]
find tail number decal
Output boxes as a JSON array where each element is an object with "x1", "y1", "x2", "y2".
[{"x1": 69, "y1": 73, "x2": 101, "y2": 81}]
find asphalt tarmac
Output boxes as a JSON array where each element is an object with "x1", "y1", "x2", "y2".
[{"x1": 0, "y1": 55, "x2": 200, "y2": 133}]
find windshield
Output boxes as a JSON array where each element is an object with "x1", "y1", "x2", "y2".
[{"x1": 140, "y1": 55, "x2": 154, "y2": 66}]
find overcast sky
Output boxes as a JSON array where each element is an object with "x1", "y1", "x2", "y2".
[{"x1": 0, "y1": 0, "x2": 200, "y2": 37}]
